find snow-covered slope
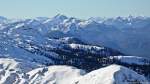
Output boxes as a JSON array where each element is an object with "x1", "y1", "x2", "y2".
[
  {"x1": 113, "y1": 56, "x2": 150, "y2": 65},
  {"x1": 0, "y1": 58, "x2": 85, "y2": 84},
  {"x1": 74, "y1": 64, "x2": 149, "y2": 84},
  {"x1": 26, "y1": 66, "x2": 85, "y2": 84},
  {"x1": 1, "y1": 15, "x2": 150, "y2": 57},
  {"x1": 0, "y1": 58, "x2": 148, "y2": 84},
  {"x1": 0, "y1": 15, "x2": 150, "y2": 83},
  {"x1": 0, "y1": 16, "x2": 7, "y2": 22},
  {"x1": 0, "y1": 58, "x2": 42, "y2": 72},
  {"x1": 44, "y1": 15, "x2": 150, "y2": 58},
  {"x1": 0, "y1": 16, "x2": 7, "y2": 26},
  {"x1": 0, "y1": 58, "x2": 43, "y2": 84}
]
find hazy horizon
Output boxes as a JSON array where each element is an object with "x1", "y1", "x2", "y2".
[{"x1": 0, "y1": 0, "x2": 150, "y2": 19}]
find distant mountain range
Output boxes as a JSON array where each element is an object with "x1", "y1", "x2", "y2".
[
  {"x1": 0, "y1": 15, "x2": 150, "y2": 84},
  {"x1": 1, "y1": 15, "x2": 150, "y2": 58}
]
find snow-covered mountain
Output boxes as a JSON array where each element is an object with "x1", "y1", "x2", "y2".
[
  {"x1": 0, "y1": 57, "x2": 85, "y2": 84},
  {"x1": 73, "y1": 64, "x2": 149, "y2": 84},
  {"x1": 1, "y1": 14, "x2": 149, "y2": 57},
  {"x1": 0, "y1": 16, "x2": 7, "y2": 21},
  {"x1": 0, "y1": 58, "x2": 42, "y2": 84},
  {"x1": 0, "y1": 59, "x2": 148, "y2": 84},
  {"x1": 0, "y1": 15, "x2": 150, "y2": 83},
  {"x1": 0, "y1": 16, "x2": 7, "y2": 25}
]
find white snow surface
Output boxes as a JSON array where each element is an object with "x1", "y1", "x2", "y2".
[
  {"x1": 69, "y1": 43, "x2": 104, "y2": 50},
  {"x1": 0, "y1": 58, "x2": 43, "y2": 84},
  {"x1": 0, "y1": 58, "x2": 148, "y2": 84},
  {"x1": 0, "y1": 58, "x2": 86, "y2": 84},
  {"x1": 26, "y1": 66, "x2": 86, "y2": 84},
  {"x1": 74, "y1": 64, "x2": 149, "y2": 84},
  {"x1": 112, "y1": 56, "x2": 150, "y2": 65}
]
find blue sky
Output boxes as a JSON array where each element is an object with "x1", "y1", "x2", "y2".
[{"x1": 0, "y1": 0, "x2": 150, "y2": 19}]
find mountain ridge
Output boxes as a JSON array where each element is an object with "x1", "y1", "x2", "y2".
[{"x1": 0, "y1": 15, "x2": 150, "y2": 83}]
